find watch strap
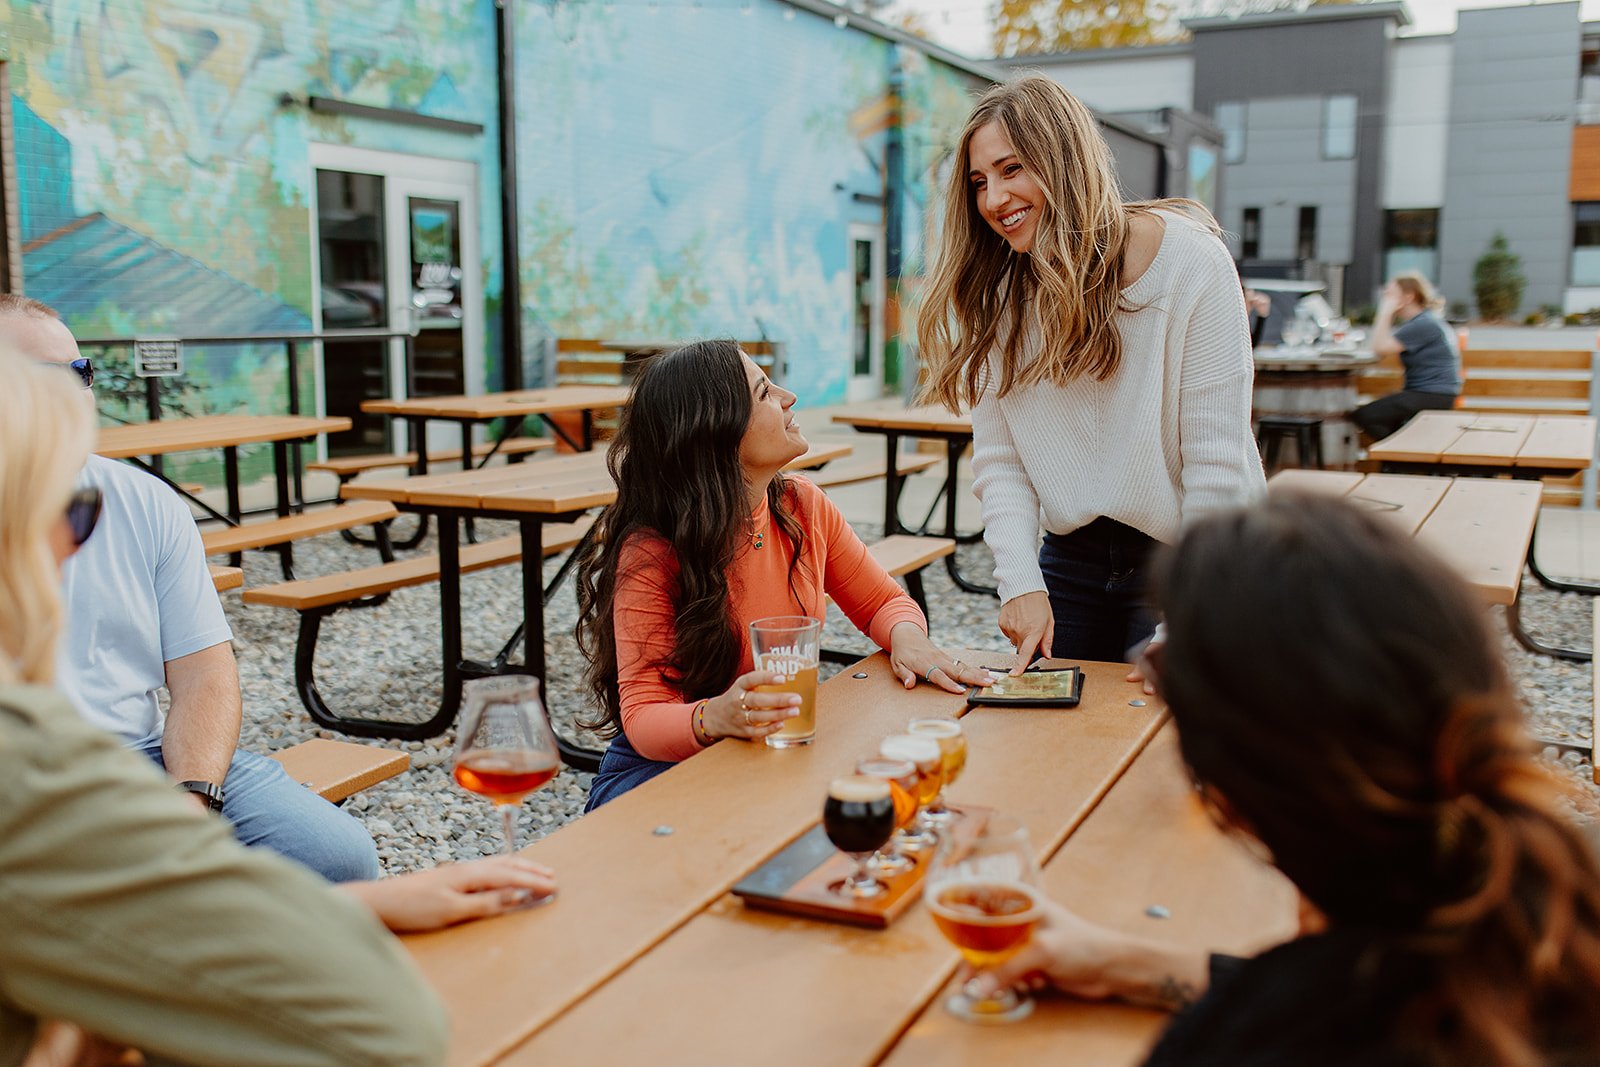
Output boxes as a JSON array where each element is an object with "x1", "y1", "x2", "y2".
[{"x1": 176, "y1": 779, "x2": 226, "y2": 813}]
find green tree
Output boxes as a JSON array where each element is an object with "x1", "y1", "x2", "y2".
[
  {"x1": 1472, "y1": 233, "x2": 1526, "y2": 321},
  {"x1": 994, "y1": 0, "x2": 1178, "y2": 56}
]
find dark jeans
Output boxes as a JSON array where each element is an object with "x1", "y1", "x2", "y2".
[
  {"x1": 1038, "y1": 518, "x2": 1159, "y2": 664},
  {"x1": 1351, "y1": 390, "x2": 1456, "y2": 441},
  {"x1": 585, "y1": 729, "x2": 675, "y2": 812}
]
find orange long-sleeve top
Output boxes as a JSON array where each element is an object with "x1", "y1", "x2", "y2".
[{"x1": 614, "y1": 475, "x2": 927, "y2": 762}]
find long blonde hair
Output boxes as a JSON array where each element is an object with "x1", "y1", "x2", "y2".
[
  {"x1": 918, "y1": 75, "x2": 1217, "y2": 410},
  {"x1": 0, "y1": 345, "x2": 95, "y2": 686}
]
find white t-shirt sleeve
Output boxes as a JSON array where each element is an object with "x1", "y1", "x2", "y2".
[{"x1": 149, "y1": 481, "x2": 233, "y2": 662}]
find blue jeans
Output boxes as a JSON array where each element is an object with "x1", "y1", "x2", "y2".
[
  {"x1": 136, "y1": 738, "x2": 380, "y2": 882},
  {"x1": 585, "y1": 730, "x2": 675, "y2": 812},
  {"x1": 1038, "y1": 518, "x2": 1160, "y2": 664}
]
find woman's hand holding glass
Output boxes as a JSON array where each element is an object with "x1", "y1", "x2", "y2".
[
  {"x1": 702, "y1": 667, "x2": 800, "y2": 742},
  {"x1": 888, "y1": 623, "x2": 997, "y2": 693}
]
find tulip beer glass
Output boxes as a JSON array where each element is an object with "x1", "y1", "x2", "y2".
[
  {"x1": 908, "y1": 716, "x2": 967, "y2": 824},
  {"x1": 749, "y1": 615, "x2": 822, "y2": 748},
  {"x1": 453, "y1": 675, "x2": 561, "y2": 889},
  {"x1": 823, "y1": 775, "x2": 897, "y2": 899},
  {"x1": 925, "y1": 812, "x2": 1044, "y2": 1022}
]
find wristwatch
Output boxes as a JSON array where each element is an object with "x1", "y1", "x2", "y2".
[{"x1": 177, "y1": 779, "x2": 226, "y2": 814}]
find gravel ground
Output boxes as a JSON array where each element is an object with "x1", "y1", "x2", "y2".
[{"x1": 226, "y1": 519, "x2": 1600, "y2": 875}]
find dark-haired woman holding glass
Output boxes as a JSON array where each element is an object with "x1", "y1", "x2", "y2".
[
  {"x1": 966, "y1": 492, "x2": 1600, "y2": 1065},
  {"x1": 575, "y1": 341, "x2": 994, "y2": 809}
]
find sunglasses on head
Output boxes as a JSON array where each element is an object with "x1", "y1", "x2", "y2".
[
  {"x1": 41, "y1": 358, "x2": 94, "y2": 389},
  {"x1": 65, "y1": 487, "x2": 103, "y2": 547}
]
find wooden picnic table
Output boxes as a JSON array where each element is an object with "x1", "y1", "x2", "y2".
[
  {"x1": 404, "y1": 657, "x2": 1293, "y2": 1067},
  {"x1": 1364, "y1": 410, "x2": 1599, "y2": 659},
  {"x1": 1367, "y1": 411, "x2": 1596, "y2": 476},
  {"x1": 96, "y1": 413, "x2": 351, "y2": 529},
  {"x1": 832, "y1": 402, "x2": 995, "y2": 597},
  {"x1": 362, "y1": 385, "x2": 632, "y2": 467},
  {"x1": 340, "y1": 442, "x2": 853, "y2": 746}
]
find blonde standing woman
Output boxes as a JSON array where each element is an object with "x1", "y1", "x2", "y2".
[
  {"x1": 918, "y1": 76, "x2": 1265, "y2": 670},
  {"x1": 0, "y1": 349, "x2": 551, "y2": 1066}
]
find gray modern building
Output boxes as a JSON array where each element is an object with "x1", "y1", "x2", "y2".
[{"x1": 998, "y1": 1, "x2": 1600, "y2": 317}]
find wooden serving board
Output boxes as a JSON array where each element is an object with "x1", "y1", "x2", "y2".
[{"x1": 732, "y1": 806, "x2": 991, "y2": 929}]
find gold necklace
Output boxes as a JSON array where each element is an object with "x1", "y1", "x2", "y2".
[{"x1": 751, "y1": 527, "x2": 764, "y2": 550}]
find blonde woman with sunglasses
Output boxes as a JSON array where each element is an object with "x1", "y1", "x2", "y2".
[
  {"x1": 918, "y1": 76, "x2": 1264, "y2": 673},
  {"x1": 0, "y1": 348, "x2": 554, "y2": 1066}
]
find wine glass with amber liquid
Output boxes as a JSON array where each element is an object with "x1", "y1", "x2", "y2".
[
  {"x1": 925, "y1": 812, "x2": 1044, "y2": 1022},
  {"x1": 453, "y1": 676, "x2": 561, "y2": 899}
]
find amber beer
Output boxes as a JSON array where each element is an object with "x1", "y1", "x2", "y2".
[
  {"x1": 749, "y1": 616, "x2": 823, "y2": 749},
  {"x1": 908, "y1": 717, "x2": 966, "y2": 821},
  {"x1": 453, "y1": 752, "x2": 560, "y2": 805},
  {"x1": 927, "y1": 880, "x2": 1044, "y2": 969},
  {"x1": 752, "y1": 665, "x2": 818, "y2": 747}
]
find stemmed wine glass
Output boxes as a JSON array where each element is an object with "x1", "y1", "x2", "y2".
[
  {"x1": 908, "y1": 716, "x2": 967, "y2": 825},
  {"x1": 452, "y1": 676, "x2": 561, "y2": 901},
  {"x1": 925, "y1": 812, "x2": 1044, "y2": 1023}
]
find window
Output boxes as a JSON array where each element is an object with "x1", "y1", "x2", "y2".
[
  {"x1": 1215, "y1": 102, "x2": 1246, "y2": 165},
  {"x1": 1383, "y1": 208, "x2": 1440, "y2": 281},
  {"x1": 1322, "y1": 95, "x2": 1357, "y2": 160},
  {"x1": 1573, "y1": 203, "x2": 1600, "y2": 286},
  {"x1": 1297, "y1": 206, "x2": 1318, "y2": 262},
  {"x1": 1241, "y1": 207, "x2": 1261, "y2": 259}
]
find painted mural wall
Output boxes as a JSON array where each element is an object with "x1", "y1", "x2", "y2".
[
  {"x1": 512, "y1": 0, "x2": 982, "y2": 403},
  {"x1": 3, "y1": 0, "x2": 504, "y2": 438}
]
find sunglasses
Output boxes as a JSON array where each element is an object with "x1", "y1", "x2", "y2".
[
  {"x1": 65, "y1": 487, "x2": 103, "y2": 547},
  {"x1": 41, "y1": 358, "x2": 94, "y2": 389}
]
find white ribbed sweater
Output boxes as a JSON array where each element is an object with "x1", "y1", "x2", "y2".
[{"x1": 971, "y1": 210, "x2": 1267, "y2": 603}]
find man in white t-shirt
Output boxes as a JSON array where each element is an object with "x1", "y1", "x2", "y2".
[{"x1": 3, "y1": 295, "x2": 378, "y2": 882}]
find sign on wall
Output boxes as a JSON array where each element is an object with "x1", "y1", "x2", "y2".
[{"x1": 133, "y1": 339, "x2": 183, "y2": 378}]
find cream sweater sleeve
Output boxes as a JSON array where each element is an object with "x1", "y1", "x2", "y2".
[
  {"x1": 970, "y1": 370, "x2": 1048, "y2": 604},
  {"x1": 1173, "y1": 235, "x2": 1269, "y2": 521}
]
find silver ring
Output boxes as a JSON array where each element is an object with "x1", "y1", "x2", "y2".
[{"x1": 924, "y1": 666, "x2": 940, "y2": 682}]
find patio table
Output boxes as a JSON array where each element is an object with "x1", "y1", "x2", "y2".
[
  {"x1": 363, "y1": 385, "x2": 632, "y2": 468},
  {"x1": 832, "y1": 401, "x2": 995, "y2": 597}
]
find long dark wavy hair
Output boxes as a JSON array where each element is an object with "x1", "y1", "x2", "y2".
[
  {"x1": 574, "y1": 340, "x2": 807, "y2": 738},
  {"x1": 1150, "y1": 492, "x2": 1600, "y2": 1065}
]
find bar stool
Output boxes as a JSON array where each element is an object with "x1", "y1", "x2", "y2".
[{"x1": 1256, "y1": 415, "x2": 1324, "y2": 471}]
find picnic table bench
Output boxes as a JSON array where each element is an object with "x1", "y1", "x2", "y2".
[{"x1": 268, "y1": 738, "x2": 410, "y2": 804}]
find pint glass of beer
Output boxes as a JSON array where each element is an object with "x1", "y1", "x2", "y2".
[
  {"x1": 925, "y1": 812, "x2": 1044, "y2": 1023},
  {"x1": 749, "y1": 615, "x2": 822, "y2": 748}
]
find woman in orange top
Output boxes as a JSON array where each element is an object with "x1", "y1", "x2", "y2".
[{"x1": 575, "y1": 340, "x2": 993, "y2": 809}]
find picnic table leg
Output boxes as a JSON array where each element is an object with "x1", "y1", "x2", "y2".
[
  {"x1": 517, "y1": 519, "x2": 605, "y2": 773},
  {"x1": 1504, "y1": 595, "x2": 1591, "y2": 662},
  {"x1": 270, "y1": 440, "x2": 299, "y2": 581},
  {"x1": 582, "y1": 409, "x2": 594, "y2": 451},
  {"x1": 224, "y1": 445, "x2": 243, "y2": 568},
  {"x1": 883, "y1": 430, "x2": 906, "y2": 536},
  {"x1": 937, "y1": 436, "x2": 998, "y2": 598},
  {"x1": 1526, "y1": 517, "x2": 1600, "y2": 595}
]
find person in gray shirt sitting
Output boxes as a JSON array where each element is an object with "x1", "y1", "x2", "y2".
[{"x1": 1352, "y1": 272, "x2": 1462, "y2": 440}]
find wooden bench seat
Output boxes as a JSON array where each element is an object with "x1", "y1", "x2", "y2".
[
  {"x1": 201, "y1": 500, "x2": 399, "y2": 556},
  {"x1": 867, "y1": 534, "x2": 956, "y2": 577},
  {"x1": 267, "y1": 738, "x2": 409, "y2": 804},
  {"x1": 307, "y1": 437, "x2": 555, "y2": 481},
  {"x1": 209, "y1": 565, "x2": 243, "y2": 593},
  {"x1": 808, "y1": 452, "x2": 942, "y2": 489}
]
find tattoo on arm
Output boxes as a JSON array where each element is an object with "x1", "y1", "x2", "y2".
[{"x1": 1128, "y1": 975, "x2": 1200, "y2": 1012}]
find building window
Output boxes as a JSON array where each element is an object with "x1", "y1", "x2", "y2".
[
  {"x1": 1322, "y1": 95, "x2": 1357, "y2": 161},
  {"x1": 1241, "y1": 207, "x2": 1261, "y2": 259},
  {"x1": 1573, "y1": 203, "x2": 1600, "y2": 286},
  {"x1": 1383, "y1": 208, "x2": 1440, "y2": 281},
  {"x1": 1297, "y1": 206, "x2": 1318, "y2": 261},
  {"x1": 1215, "y1": 102, "x2": 1246, "y2": 165}
]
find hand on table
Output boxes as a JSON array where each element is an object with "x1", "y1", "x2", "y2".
[
  {"x1": 999, "y1": 591, "x2": 1053, "y2": 674},
  {"x1": 1125, "y1": 629, "x2": 1163, "y2": 696},
  {"x1": 887, "y1": 623, "x2": 997, "y2": 693},
  {"x1": 702, "y1": 668, "x2": 799, "y2": 743},
  {"x1": 962, "y1": 899, "x2": 1209, "y2": 1012},
  {"x1": 343, "y1": 855, "x2": 558, "y2": 933}
]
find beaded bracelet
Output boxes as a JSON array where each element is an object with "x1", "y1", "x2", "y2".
[{"x1": 692, "y1": 698, "x2": 713, "y2": 746}]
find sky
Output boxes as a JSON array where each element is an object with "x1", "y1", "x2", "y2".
[{"x1": 881, "y1": 0, "x2": 1600, "y2": 60}]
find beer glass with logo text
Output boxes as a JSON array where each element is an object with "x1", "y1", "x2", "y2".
[
  {"x1": 750, "y1": 615, "x2": 822, "y2": 748},
  {"x1": 823, "y1": 775, "x2": 897, "y2": 898},
  {"x1": 908, "y1": 716, "x2": 967, "y2": 824},
  {"x1": 925, "y1": 812, "x2": 1043, "y2": 1023}
]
